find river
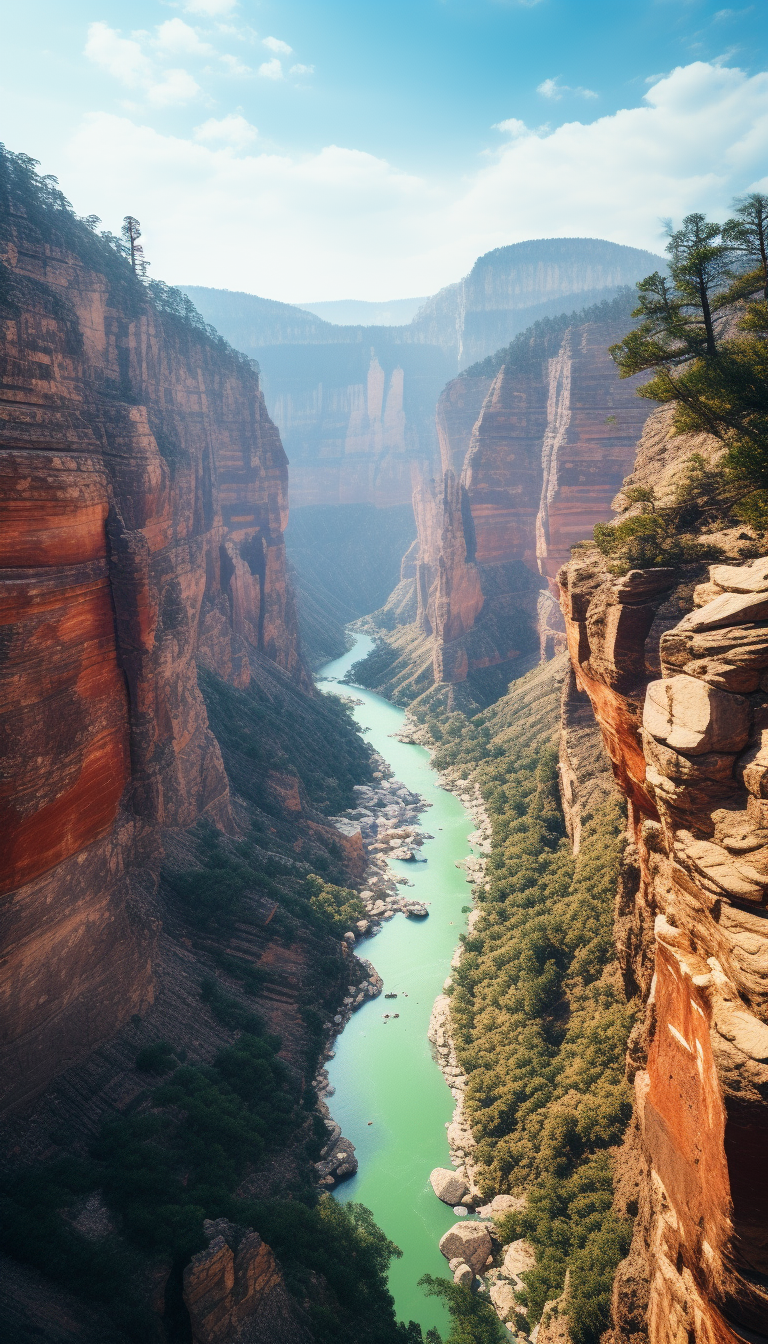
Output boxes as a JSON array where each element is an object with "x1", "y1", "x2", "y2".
[{"x1": 316, "y1": 634, "x2": 478, "y2": 1337}]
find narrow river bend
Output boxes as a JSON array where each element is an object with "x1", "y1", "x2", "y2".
[{"x1": 316, "y1": 635, "x2": 478, "y2": 1336}]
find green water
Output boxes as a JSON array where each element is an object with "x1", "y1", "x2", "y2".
[{"x1": 317, "y1": 635, "x2": 478, "y2": 1337}]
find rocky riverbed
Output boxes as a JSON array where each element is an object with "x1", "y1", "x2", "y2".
[
  {"x1": 395, "y1": 716, "x2": 546, "y2": 1340},
  {"x1": 311, "y1": 748, "x2": 434, "y2": 1188}
]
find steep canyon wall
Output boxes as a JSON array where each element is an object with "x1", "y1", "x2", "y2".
[
  {"x1": 558, "y1": 415, "x2": 768, "y2": 1343},
  {"x1": 0, "y1": 173, "x2": 304, "y2": 1111},
  {"x1": 404, "y1": 295, "x2": 652, "y2": 694}
]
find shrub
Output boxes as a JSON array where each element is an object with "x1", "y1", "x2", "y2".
[
  {"x1": 420, "y1": 664, "x2": 635, "y2": 1342},
  {"x1": 135, "y1": 1041, "x2": 177, "y2": 1074}
]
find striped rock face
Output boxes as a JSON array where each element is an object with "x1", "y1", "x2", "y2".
[
  {"x1": 0, "y1": 212, "x2": 304, "y2": 1111},
  {"x1": 559, "y1": 545, "x2": 768, "y2": 1344}
]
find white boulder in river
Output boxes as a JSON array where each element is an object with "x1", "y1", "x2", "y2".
[
  {"x1": 439, "y1": 1222, "x2": 492, "y2": 1275},
  {"x1": 430, "y1": 1167, "x2": 469, "y2": 1205},
  {"x1": 453, "y1": 1263, "x2": 474, "y2": 1287}
]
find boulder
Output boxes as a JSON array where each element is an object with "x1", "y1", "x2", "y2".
[
  {"x1": 502, "y1": 1238, "x2": 536, "y2": 1279},
  {"x1": 677, "y1": 589, "x2": 768, "y2": 632},
  {"x1": 453, "y1": 1263, "x2": 474, "y2": 1287},
  {"x1": 643, "y1": 676, "x2": 750, "y2": 756},
  {"x1": 488, "y1": 1194, "x2": 524, "y2": 1216},
  {"x1": 430, "y1": 1167, "x2": 470, "y2": 1205},
  {"x1": 489, "y1": 1277, "x2": 519, "y2": 1322},
  {"x1": 439, "y1": 1222, "x2": 493, "y2": 1275},
  {"x1": 709, "y1": 558, "x2": 768, "y2": 594}
]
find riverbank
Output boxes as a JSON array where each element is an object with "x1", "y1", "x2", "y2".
[{"x1": 314, "y1": 636, "x2": 482, "y2": 1335}]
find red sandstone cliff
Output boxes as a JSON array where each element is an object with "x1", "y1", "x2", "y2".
[
  {"x1": 405, "y1": 296, "x2": 653, "y2": 692},
  {"x1": 558, "y1": 413, "x2": 768, "y2": 1343},
  {"x1": 0, "y1": 170, "x2": 306, "y2": 1112}
]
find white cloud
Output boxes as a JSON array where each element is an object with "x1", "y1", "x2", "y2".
[
  {"x1": 537, "y1": 75, "x2": 598, "y2": 100},
  {"x1": 146, "y1": 69, "x2": 201, "y2": 107},
  {"x1": 493, "y1": 117, "x2": 531, "y2": 137},
  {"x1": 263, "y1": 37, "x2": 293, "y2": 56},
  {"x1": 152, "y1": 20, "x2": 213, "y2": 58},
  {"x1": 290, "y1": 64, "x2": 315, "y2": 77},
  {"x1": 85, "y1": 22, "x2": 151, "y2": 87},
  {"x1": 258, "y1": 58, "x2": 283, "y2": 80},
  {"x1": 84, "y1": 22, "x2": 201, "y2": 106},
  {"x1": 220, "y1": 53, "x2": 251, "y2": 76},
  {"x1": 63, "y1": 62, "x2": 768, "y2": 301},
  {"x1": 185, "y1": 0, "x2": 238, "y2": 14},
  {"x1": 193, "y1": 114, "x2": 257, "y2": 148}
]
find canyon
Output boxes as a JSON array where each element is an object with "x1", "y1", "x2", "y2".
[
  {"x1": 2, "y1": 139, "x2": 767, "y2": 1344},
  {"x1": 0, "y1": 163, "x2": 305, "y2": 1111},
  {"x1": 0, "y1": 150, "x2": 394, "y2": 1344},
  {"x1": 184, "y1": 241, "x2": 662, "y2": 627},
  {"x1": 352, "y1": 291, "x2": 653, "y2": 705}
]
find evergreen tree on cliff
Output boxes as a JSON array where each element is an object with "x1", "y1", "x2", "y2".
[{"x1": 609, "y1": 202, "x2": 768, "y2": 526}]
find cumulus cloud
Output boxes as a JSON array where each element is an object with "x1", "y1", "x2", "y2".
[
  {"x1": 537, "y1": 75, "x2": 598, "y2": 100},
  {"x1": 152, "y1": 20, "x2": 213, "y2": 58},
  {"x1": 290, "y1": 63, "x2": 315, "y2": 76},
  {"x1": 262, "y1": 37, "x2": 293, "y2": 55},
  {"x1": 63, "y1": 62, "x2": 768, "y2": 300},
  {"x1": 258, "y1": 58, "x2": 283, "y2": 80},
  {"x1": 84, "y1": 22, "x2": 201, "y2": 106},
  {"x1": 193, "y1": 114, "x2": 257, "y2": 148},
  {"x1": 146, "y1": 69, "x2": 201, "y2": 107},
  {"x1": 493, "y1": 117, "x2": 531, "y2": 137},
  {"x1": 85, "y1": 22, "x2": 151, "y2": 87},
  {"x1": 220, "y1": 53, "x2": 251, "y2": 76}
]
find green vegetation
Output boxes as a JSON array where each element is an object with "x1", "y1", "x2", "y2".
[
  {"x1": 591, "y1": 451, "x2": 735, "y2": 573},
  {"x1": 461, "y1": 290, "x2": 638, "y2": 382},
  {"x1": 199, "y1": 662, "x2": 371, "y2": 818},
  {"x1": 419, "y1": 1276, "x2": 504, "y2": 1343},
  {"x1": 306, "y1": 874, "x2": 366, "y2": 932},
  {"x1": 0, "y1": 986, "x2": 425, "y2": 1344},
  {"x1": 0, "y1": 142, "x2": 256, "y2": 377},
  {"x1": 609, "y1": 200, "x2": 768, "y2": 539},
  {"x1": 413, "y1": 660, "x2": 634, "y2": 1343}
]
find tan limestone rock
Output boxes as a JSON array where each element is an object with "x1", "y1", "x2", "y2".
[
  {"x1": 489, "y1": 1277, "x2": 519, "y2": 1321},
  {"x1": 430, "y1": 1167, "x2": 470, "y2": 1205},
  {"x1": 643, "y1": 676, "x2": 751, "y2": 756},
  {"x1": 677, "y1": 588, "x2": 768, "y2": 632},
  {"x1": 502, "y1": 1238, "x2": 536, "y2": 1279},
  {"x1": 438, "y1": 1222, "x2": 493, "y2": 1275}
]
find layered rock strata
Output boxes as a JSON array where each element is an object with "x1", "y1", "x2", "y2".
[
  {"x1": 559, "y1": 548, "x2": 768, "y2": 1342},
  {"x1": 183, "y1": 1218, "x2": 308, "y2": 1344},
  {"x1": 393, "y1": 298, "x2": 653, "y2": 693},
  {"x1": 0, "y1": 196, "x2": 303, "y2": 1109}
]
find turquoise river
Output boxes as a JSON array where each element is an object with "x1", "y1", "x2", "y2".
[{"x1": 317, "y1": 634, "x2": 480, "y2": 1337}]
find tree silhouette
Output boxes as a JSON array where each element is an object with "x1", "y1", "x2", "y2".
[{"x1": 121, "y1": 215, "x2": 148, "y2": 276}]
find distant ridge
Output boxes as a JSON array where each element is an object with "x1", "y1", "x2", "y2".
[{"x1": 182, "y1": 237, "x2": 663, "y2": 370}]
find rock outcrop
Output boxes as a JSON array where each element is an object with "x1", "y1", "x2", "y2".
[
  {"x1": 0, "y1": 164, "x2": 305, "y2": 1111},
  {"x1": 404, "y1": 294, "x2": 652, "y2": 693},
  {"x1": 559, "y1": 518, "x2": 768, "y2": 1339},
  {"x1": 438, "y1": 1221, "x2": 493, "y2": 1275},
  {"x1": 183, "y1": 1219, "x2": 309, "y2": 1344},
  {"x1": 430, "y1": 1167, "x2": 470, "y2": 1205}
]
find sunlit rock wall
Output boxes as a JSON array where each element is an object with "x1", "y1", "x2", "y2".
[
  {"x1": 558, "y1": 456, "x2": 768, "y2": 1341},
  {"x1": 0, "y1": 204, "x2": 304, "y2": 1110}
]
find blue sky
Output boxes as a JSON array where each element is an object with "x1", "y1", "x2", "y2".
[{"x1": 3, "y1": 1, "x2": 768, "y2": 300}]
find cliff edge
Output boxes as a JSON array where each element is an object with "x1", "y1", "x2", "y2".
[
  {"x1": 558, "y1": 424, "x2": 768, "y2": 1341},
  {"x1": 0, "y1": 150, "x2": 305, "y2": 1112}
]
